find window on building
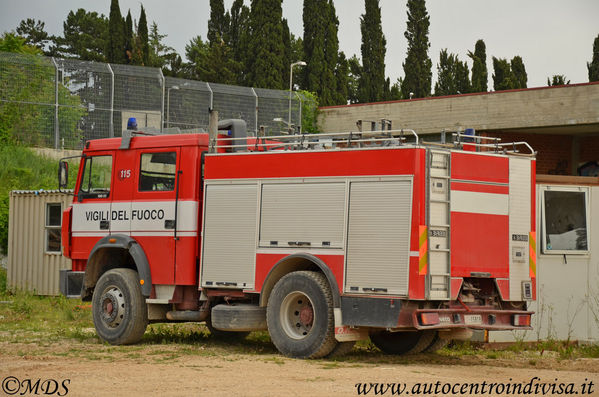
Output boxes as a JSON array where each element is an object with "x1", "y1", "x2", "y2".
[
  {"x1": 541, "y1": 187, "x2": 589, "y2": 254},
  {"x1": 79, "y1": 155, "x2": 113, "y2": 199},
  {"x1": 46, "y1": 203, "x2": 62, "y2": 253},
  {"x1": 139, "y1": 152, "x2": 176, "y2": 192}
]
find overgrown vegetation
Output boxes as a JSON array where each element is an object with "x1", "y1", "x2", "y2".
[{"x1": 0, "y1": 144, "x2": 79, "y2": 255}]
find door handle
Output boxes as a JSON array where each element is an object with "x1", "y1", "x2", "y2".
[
  {"x1": 100, "y1": 220, "x2": 110, "y2": 230},
  {"x1": 164, "y1": 219, "x2": 175, "y2": 229}
]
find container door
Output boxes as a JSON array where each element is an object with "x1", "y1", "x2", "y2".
[{"x1": 345, "y1": 179, "x2": 412, "y2": 296}]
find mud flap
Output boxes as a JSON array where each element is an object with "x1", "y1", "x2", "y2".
[{"x1": 334, "y1": 308, "x2": 368, "y2": 342}]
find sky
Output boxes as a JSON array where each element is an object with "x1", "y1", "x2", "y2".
[{"x1": 1, "y1": 0, "x2": 598, "y2": 89}]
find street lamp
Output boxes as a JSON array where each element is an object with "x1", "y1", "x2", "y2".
[
  {"x1": 289, "y1": 61, "x2": 307, "y2": 134},
  {"x1": 166, "y1": 85, "x2": 179, "y2": 128}
]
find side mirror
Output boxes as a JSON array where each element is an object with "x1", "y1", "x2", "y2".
[{"x1": 58, "y1": 161, "x2": 68, "y2": 190}]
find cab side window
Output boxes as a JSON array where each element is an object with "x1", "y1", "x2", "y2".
[
  {"x1": 139, "y1": 152, "x2": 176, "y2": 192},
  {"x1": 79, "y1": 155, "x2": 112, "y2": 199}
]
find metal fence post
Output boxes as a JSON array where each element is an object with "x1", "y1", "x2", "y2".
[
  {"x1": 51, "y1": 57, "x2": 59, "y2": 149},
  {"x1": 295, "y1": 92, "x2": 302, "y2": 133},
  {"x1": 159, "y1": 69, "x2": 165, "y2": 133},
  {"x1": 207, "y1": 83, "x2": 214, "y2": 111},
  {"x1": 251, "y1": 88, "x2": 258, "y2": 135},
  {"x1": 107, "y1": 63, "x2": 114, "y2": 138}
]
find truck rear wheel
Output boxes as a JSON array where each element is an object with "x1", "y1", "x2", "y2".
[
  {"x1": 92, "y1": 268, "x2": 148, "y2": 345},
  {"x1": 370, "y1": 330, "x2": 435, "y2": 355},
  {"x1": 266, "y1": 271, "x2": 336, "y2": 359}
]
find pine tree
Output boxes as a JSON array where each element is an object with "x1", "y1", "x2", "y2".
[
  {"x1": 492, "y1": 57, "x2": 515, "y2": 91},
  {"x1": 107, "y1": 0, "x2": 126, "y2": 63},
  {"x1": 359, "y1": 0, "x2": 387, "y2": 103},
  {"x1": 246, "y1": 0, "x2": 286, "y2": 89},
  {"x1": 400, "y1": 0, "x2": 432, "y2": 99},
  {"x1": 468, "y1": 39, "x2": 487, "y2": 92},
  {"x1": 282, "y1": 18, "x2": 292, "y2": 86},
  {"x1": 52, "y1": 9, "x2": 108, "y2": 61},
  {"x1": 16, "y1": 18, "x2": 51, "y2": 53},
  {"x1": 124, "y1": 10, "x2": 133, "y2": 63},
  {"x1": 588, "y1": 34, "x2": 599, "y2": 82},
  {"x1": 511, "y1": 56, "x2": 527, "y2": 88},
  {"x1": 138, "y1": 5, "x2": 149, "y2": 66}
]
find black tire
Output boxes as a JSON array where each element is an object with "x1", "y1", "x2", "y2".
[
  {"x1": 423, "y1": 331, "x2": 448, "y2": 353},
  {"x1": 210, "y1": 304, "x2": 267, "y2": 331},
  {"x1": 266, "y1": 271, "x2": 336, "y2": 359},
  {"x1": 327, "y1": 341, "x2": 356, "y2": 358},
  {"x1": 206, "y1": 316, "x2": 250, "y2": 340},
  {"x1": 91, "y1": 268, "x2": 148, "y2": 345},
  {"x1": 370, "y1": 330, "x2": 433, "y2": 355}
]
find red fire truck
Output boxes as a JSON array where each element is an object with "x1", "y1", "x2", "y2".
[{"x1": 59, "y1": 119, "x2": 536, "y2": 358}]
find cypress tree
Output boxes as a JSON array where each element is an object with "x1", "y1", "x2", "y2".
[
  {"x1": 547, "y1": 75, "x2": 570, "y2": 86},
  {"x1": 321, "y1": 1, "x2": 339, "y2": 106},
  {"x1": 233, "y1": 4, "x2": 251, "y2": 85},
  {"x1": 138, "y1": 5, "x2": 149, "y2": 66},
  {"x1": 468, "y1": 39, "x2": 488, "y2": 92},
  {"x1": 434, "y1": 49, "x2": 455, "y2": 96},
  {"x1": 282, "y1": 18, "x2": 292, "y2": 86},
  {"x1": 124, "y1": 10, "x2": 133, "y2": 63},
  {"x1": 492, "y1": 57, "x2": 514, "y2": 91},
  {"x1": 208, "y1": 0, "x2": 226, "y2": 45},
  {"x1": 359, "y1": 0, "x2": 387, "y2": 103},
  {"x1": 246, "y1": 0, "x2": 286, "y2": 89},
  {"x1": 400, "y1": 0, "x2": 432, "y2": 99},
  {"x1": 587, "y1": 34, "x2": 599, "y2": 82},
  {"x1": 107, "y1": 0, "x2": 126, "y2": 63},
  {"x1": 303, "y1": 0, "x2": 326, "y2": 95},
  {"x1": 335, "y1": 51, "x2": 350, "y2": 105},
  {"x1": 510, "y1": 56, "x2": 527, "y2": 88}
]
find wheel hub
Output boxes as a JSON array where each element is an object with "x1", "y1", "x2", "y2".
[
  {"x1": 280, "y1": 291, "x2": 315, "y2": 340},
  {"x1": 100, "y1": 287, "x2": 125, "y2": 328}
]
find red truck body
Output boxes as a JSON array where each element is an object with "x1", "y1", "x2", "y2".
[{"x1": 60, "y1": 122, "x2": 536, "y2": 358}]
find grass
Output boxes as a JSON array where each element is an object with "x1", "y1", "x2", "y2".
[{"x1": 1, "y1": 282, "x2": 598, "y2": 365}]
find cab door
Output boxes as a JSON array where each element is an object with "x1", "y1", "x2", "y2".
[
  {"x1": 132, "y1": 148, "x2": 180, "y2": 285},
  {"x1": 71, "y1": 152, "x2": 114, "y2": 258}
]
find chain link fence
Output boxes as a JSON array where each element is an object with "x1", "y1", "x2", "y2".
[{"x1": 0, "y1": 51, "x2": 303, "y2": 150}]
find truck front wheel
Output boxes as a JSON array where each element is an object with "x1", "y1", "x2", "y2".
[
  {"x1": 92, "y1": 268, "x2": 148, "y2": 345},
  {"x1": 266, "y1": 271, "x2": 337, "y2": 359}
]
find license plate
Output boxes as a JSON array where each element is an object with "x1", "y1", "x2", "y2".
[{"x1": 464, "y1": 314, "x2": 483, "y2": 325}]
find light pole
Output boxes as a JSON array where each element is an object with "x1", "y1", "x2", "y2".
[
  {"x1": 166, "y1": 85, "x2": 179, "y2": 128},
  {"x1": 289, "y1": 61, "x2": 306, "y2": 134}
]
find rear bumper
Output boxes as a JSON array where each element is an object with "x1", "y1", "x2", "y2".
[
  {"x1": 59, "y1": 270, "x2": 84, "y2": 298},
  {"x1": 412, "y1": 308, "x2": 533, "y2": 331}
]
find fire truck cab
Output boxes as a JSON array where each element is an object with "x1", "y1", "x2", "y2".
[{"x1": 60, "y1": 119, "x2": 536, "y2": 358}]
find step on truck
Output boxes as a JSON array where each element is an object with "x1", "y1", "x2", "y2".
[{"x1": 59, "y1": 119, "x2": 536, "y2": 358}]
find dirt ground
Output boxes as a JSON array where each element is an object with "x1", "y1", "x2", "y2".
[{"x1": 1, "y1": 339, "x2": 598, "y2": 397}]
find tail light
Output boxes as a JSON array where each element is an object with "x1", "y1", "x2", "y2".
[
  {"x1": 419, "y1": 312, "x2": 440, "y2": 326},
  {"x1": 512, "y1": 314, "x2": 531, "y2": 327}
]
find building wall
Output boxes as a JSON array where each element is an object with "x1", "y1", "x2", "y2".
[
  {"x1": 490, "y1": 182, "x2": 599, "y2": 343},
  {"x1": 7, "y1": 191, "x2": 73, "y2": 295},
  {"x1": 318, "y1": 83, "x2": 599, "y2": 136}
]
